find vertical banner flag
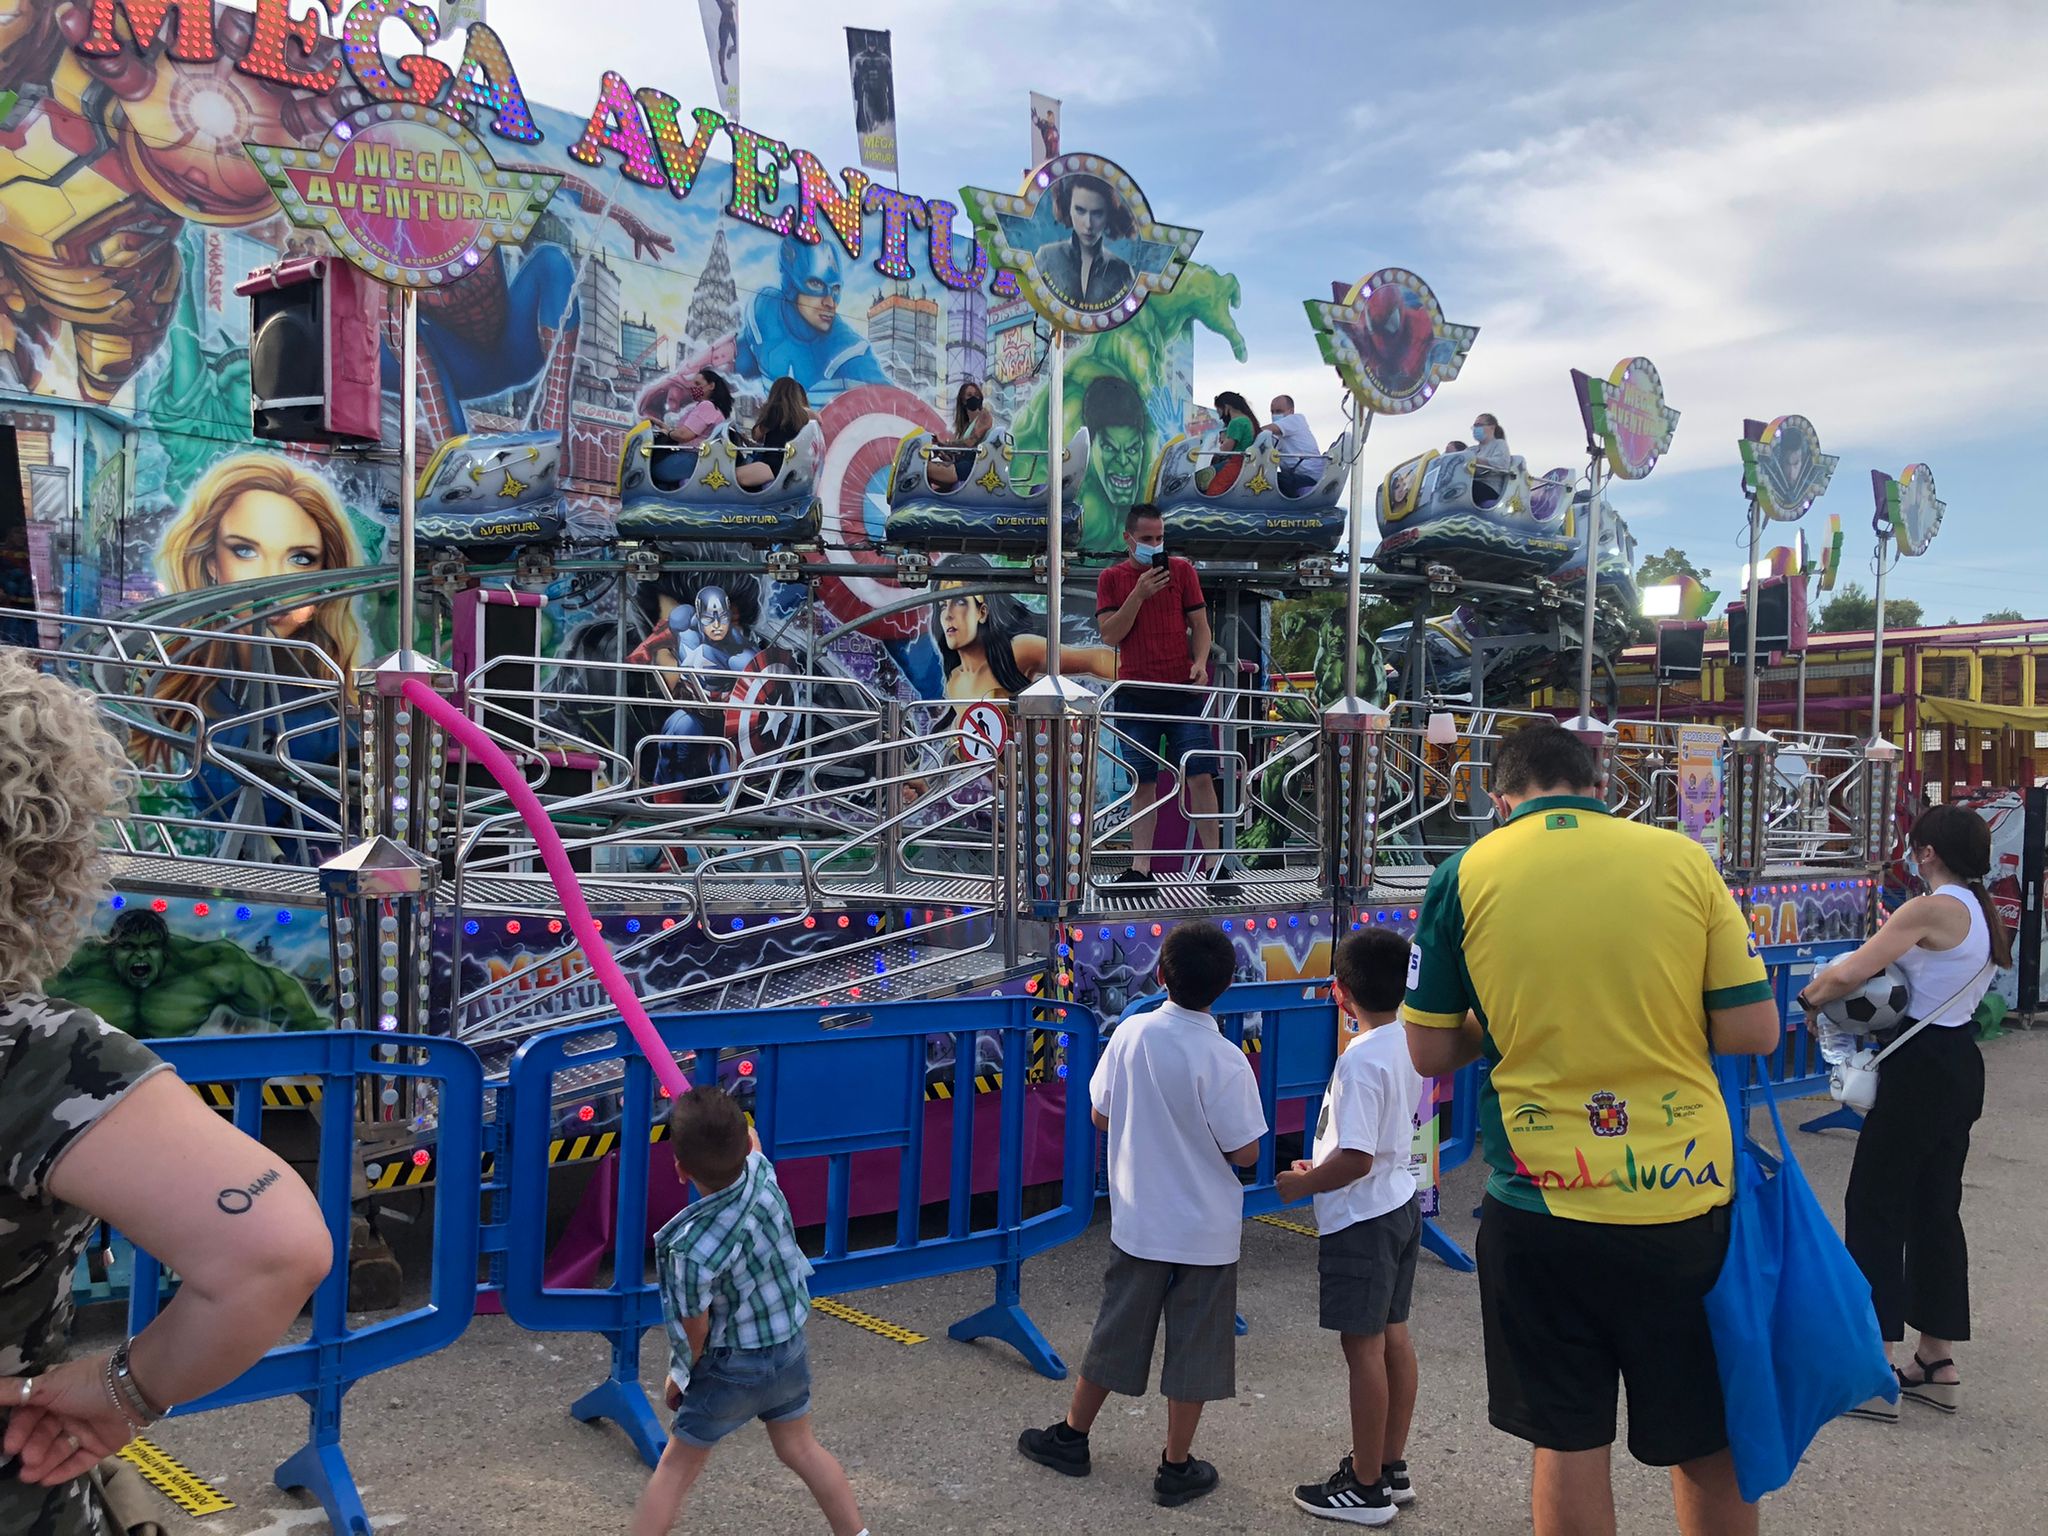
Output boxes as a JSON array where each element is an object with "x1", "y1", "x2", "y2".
[
  {"x1": 699, "y1": 0, "x2": 739, "y2": 119},
  {"x1": 1029, "y1": 92, "x2": 1061, "y2": 168},
  {"x1": 846, "y1": 27, "x2": 898, "y2": 174}
]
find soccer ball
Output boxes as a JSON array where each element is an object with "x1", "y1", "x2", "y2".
[{"x1": 1821, "y1": 967, "x2": 1911, "y2": 1032}]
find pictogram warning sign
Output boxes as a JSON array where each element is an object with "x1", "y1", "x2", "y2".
[{"x1": 117, "y1": 1436, "x2": 235, "y2": 1517}]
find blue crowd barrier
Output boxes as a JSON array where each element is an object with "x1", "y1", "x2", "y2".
[
  {"x1": 136, "y1": 1032, "x2": 484, "y2": 1536},
  {"x1": 1114, "y1": 983, "x2": 1480, "y2": 1274},
  {"x1": 498, "y1": 997, "x2": 1101, "y2": 1468}
]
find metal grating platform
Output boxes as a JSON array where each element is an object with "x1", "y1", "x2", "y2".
[
  {"x1": 458, "y1": 869, "x2": 998, "y2": 916},
  {"x1": 467, "y1": 942, "x2": 1016, "y2": 1085},
  {"x1": 106, "y1": 853, "x2": 325, "y2": 905}
]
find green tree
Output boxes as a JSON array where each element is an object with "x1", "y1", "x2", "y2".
[
  {"x1": 1815, "y1": 584, "x2": 1924, "y2": 633},
  {"x1": 1983, "y1": 608, "x2": 2025, "y2": 623},
  {"x1": 1636, "y1": 546, "x2": 1711, "y2": 586},
  {"x1": 1630, "y1": 547, "x2": 1712, "y2": 642}
]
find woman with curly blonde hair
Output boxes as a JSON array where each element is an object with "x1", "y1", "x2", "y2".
[
  {"x1": 141, "y1": 453, "x2": 366, "y2": 770},
  {"x1": 0, "y1": 651, "x2": 329, "y2": 1533}
]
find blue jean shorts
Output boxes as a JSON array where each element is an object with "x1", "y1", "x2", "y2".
[
  {"x1": 1111, "y1": 686, "x2": 1218, "y2": 785},
  {"x1": 671, "y1": 1334, "x2": 812, "y2": 1447}
]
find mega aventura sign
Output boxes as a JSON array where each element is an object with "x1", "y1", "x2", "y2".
[{"x1": 244, "y1": 105, "x2": 560, "y2": 287}]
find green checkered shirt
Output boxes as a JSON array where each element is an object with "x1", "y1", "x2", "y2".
[{"x1": 655, "y1": 1151, "x2": 813, "y2": 1387}]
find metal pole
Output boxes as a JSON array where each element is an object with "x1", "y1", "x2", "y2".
[
  {"x1": 1343, "y1": 395, "x2": 1375, "y2": 702},
  {"x1": 1044, "y1": 333, "x2": 1064, "y2": 680},
  {"x1": 1795, "y1": 649, "x2": 1808, "y2": 736},
  {"x1": 1870, "y1": 530, "x2": 1890, "y2": 741},
  {"x1": 1575, "y1": 454, "x2": 1606, "y2": 719},
  {"x1": 399, "y1": 288, "x2": 419, "y2": 658},
  {"x1": 1741, "y1": 493, "x2": 1762, "y2": 738}
]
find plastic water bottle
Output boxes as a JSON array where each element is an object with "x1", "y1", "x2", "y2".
[{"x1": 1808, "y1": 1004, "x2": 1856, "y2": 1066}]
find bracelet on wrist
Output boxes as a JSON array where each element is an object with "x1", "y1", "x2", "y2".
[{"x1": 108, "y1": 1339, "x2": 164, "y2": 1426}]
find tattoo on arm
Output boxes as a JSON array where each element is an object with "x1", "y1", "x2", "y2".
[{"x1": 216, "y1": 1169, "x2": 283, "y2": 1215}]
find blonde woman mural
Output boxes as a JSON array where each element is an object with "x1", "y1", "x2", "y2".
[{"x1": 140, "y1": 453, "x2": 368, "y2": 859}]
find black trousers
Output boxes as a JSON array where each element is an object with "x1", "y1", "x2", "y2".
[{"x1": 1843, "y1": 1022, "x2": 1985, "y2": 1342}]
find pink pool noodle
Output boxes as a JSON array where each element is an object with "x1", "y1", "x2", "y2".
[{"x1": 402, "y1": 678, "x2": 691, "y2": 1098}]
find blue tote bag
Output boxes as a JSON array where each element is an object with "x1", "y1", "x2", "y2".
[{"x1": 1705, "y1": 1070, "x2": 1896, "y2": 1502}]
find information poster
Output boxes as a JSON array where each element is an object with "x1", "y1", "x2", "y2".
[{"x1": 1676, "y1": 725, "x2": 1725, "y2": 860}]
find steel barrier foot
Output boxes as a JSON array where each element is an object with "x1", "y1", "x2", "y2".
[
  {"x1": 1422, "y1": 1217, "x2": 1475, "y2": 1274},
  {"x1": 573, "y1": 1374, "x2": 666, "y2": 1470},
  {"x1": 950, "y1": 1263, "x2": 1066, "y2": 1380},
  {"x1": 1799, "y1": 1103, "x2": 1864, "y2": 1136},
  {"x1": 276, "y1": 1437, "x2": 373, "y2": 1536}
]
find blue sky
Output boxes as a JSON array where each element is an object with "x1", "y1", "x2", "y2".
[{"x1": 472, "y1": 0, "x2": 2045, "y2": 619}]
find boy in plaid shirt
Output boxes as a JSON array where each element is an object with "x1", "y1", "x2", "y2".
[{"x1": 631, "y1": 1087, "x2": 868, "y2": 1536}]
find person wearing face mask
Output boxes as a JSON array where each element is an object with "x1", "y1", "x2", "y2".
[
  {"x1": 1266, "y1": 394, "x2": 1327, "y2": 497},
  {"x1": 928, "y1": 381, "x2": 997, "y2": 491},
  {"x1": 1470, "y1": 414, "x2": 1511, "y2": 470},
  {"x1": 1796, "y1": 804, "x2": 2010, "y2": 1422},
  {"x1": 1096, "y1": 504, "x2": 1228, "y2": 894}
]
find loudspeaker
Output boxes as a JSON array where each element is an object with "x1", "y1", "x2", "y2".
[
  {"x1": 1655, "y1": 620, "x2": 1707, "y2": 682},
  {"x1": 239, "y1": 257, "x2": 381, "y2": 445},
  {"x1": 1727, "y1": 576, "x2": 1795, "y2": 657}
]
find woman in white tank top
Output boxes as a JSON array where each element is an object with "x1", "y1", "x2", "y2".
[{"x1": 1796, "y1": 804, "x2": 2010, "y2": 1421}]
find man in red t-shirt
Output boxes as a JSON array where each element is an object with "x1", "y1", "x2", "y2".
[{"x1": 1096, "y1": 504, "x2": 1226, "y2": 891}]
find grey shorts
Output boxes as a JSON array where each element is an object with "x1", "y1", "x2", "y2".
[
  {"x1": 1079, "y1": 1245, "x2": 1238, "y2": 1402},
  {"x1": 1319, "y1": 1195, "x2": 1421, "y2": 1336}
]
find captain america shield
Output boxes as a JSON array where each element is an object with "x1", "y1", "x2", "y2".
[{"x1": 812, "y1": 384, "x2": 949, "y2": 641}]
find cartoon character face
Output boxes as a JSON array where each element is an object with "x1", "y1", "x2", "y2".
[
  {"x1": 938, "y1": 586, "x2": 983, "y2": 651},
  {"x1": 782, "y1": 242, "x2": 846, "y2": 333},
  {"x1": 1067, "y1": 182, "x2": 1112, "y2": 248},
  {"x1": 1095, "y1": 423, "x2": 1146, "y2": 505},
  {"x1": 696, "y1": 587, "x2": 732, "y2": 644},
  {"x1": 110, "y1": 918, "x2": 170, "y2": 987},
  {"x1": 211, "y1": 490, "x2": 324, "y2": 636}
]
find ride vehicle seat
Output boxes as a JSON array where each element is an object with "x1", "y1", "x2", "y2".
[{"x1": 411, "y1": 431, "x2": 565, "y2": 550}]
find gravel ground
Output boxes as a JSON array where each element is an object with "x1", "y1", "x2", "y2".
[{"x1": 115, "y1": 1029, "x2": 2047, "y2": 1534}]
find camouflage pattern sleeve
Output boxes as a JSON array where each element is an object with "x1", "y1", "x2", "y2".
[{"x1": 1, "y1": 994, "x2": 170, "y2": 1201}]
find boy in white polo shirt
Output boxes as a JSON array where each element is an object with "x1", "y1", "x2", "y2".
[
  {"x1": 1277, "y1": 927, "x2": 1428, "y2": 1525},
  {"x1": 1017, "y1": 919, "x2": 1267, "y2": 1508}
]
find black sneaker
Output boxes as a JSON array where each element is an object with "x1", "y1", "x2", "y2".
[
  {"x1": 1111, "y1": 866, "x2": 1152, "y2": 886},
  {"x1": 1382, "y1": 1460, "x2": 1414, "y2": 1507},
  {"x1": 1154, "y1": 1455, "x2": 1220, "y2": 1508},
  {"x1": 1292, "y1": 1455, "x2": 1395, "y2": 1525},
  {"x1": 1017, "y1": 1420, "x2": 1090, "y2": 1477}
]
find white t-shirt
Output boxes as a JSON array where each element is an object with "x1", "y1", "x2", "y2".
[
  {"x1": 1091, "y1": 1001, "x2": 1268, "y2": 1266},
  {"x1": 1309, "y1": 1021, "x2": 1427, "y2": 1236},
  {"x1": 1268, "y1": 412, "x2": 1327, "y2": 480}
]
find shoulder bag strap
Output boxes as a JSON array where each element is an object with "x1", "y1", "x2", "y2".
[{"x1": 1868, "y1": 959, "x2": 1995, "y2": 1069}]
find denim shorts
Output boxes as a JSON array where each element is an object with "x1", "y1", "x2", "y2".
[
  {"x1": 1111, "y1": 686, "x2": 1218, "y2": 785},
  {"x1": 671, "y1": 1334, "x2": 812, "y2": 1447}
]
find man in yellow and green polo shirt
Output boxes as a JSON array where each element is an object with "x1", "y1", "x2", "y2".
[{"x1": 1402, "y1": 722, "x2": 1780, "y2": 1536}]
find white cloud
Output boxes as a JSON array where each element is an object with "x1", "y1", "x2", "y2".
[{"x1": 1208, "y1": 0, "x2": 2048, "y2": 507}]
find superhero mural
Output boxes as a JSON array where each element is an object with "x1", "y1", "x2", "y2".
[
  {"x1": 8, "y1": 7, "x2": 1249, "y2": 1006},
  {"x1": 46, "y1": 902, "x2": 333, "y2": 1038}
]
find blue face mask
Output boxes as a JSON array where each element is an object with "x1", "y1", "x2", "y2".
[{"x1": 1133, "y1": 541, "x2": 1164, "y2": 565}]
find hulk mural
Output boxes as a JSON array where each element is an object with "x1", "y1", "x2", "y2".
[
  {"x1": 48, "y1": 910, "x2": 327, "y2": 1038},
  {"x1": 1007, "y1": 266, "x2": 1247, "y2": 555}
]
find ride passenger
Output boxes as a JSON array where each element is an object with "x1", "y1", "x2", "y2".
[
  {"x1": 1196, "y1": 392, "x2": 1258, "y2": 495},
  {"x1": 927, "y1": 381, "x2": 996, "y2": 491},
  {"x1": 0, "y1": 650, "x2": 331, "y2": 1535},
  {"x1": 736, "y1": 378, "x2": 816, "y2": 490},
  {"x1": 1267, "y1": 394, "x2": 1328, "y2": 496},
  {"x1": 650, "y1": 369, "x2": 735, "y2": 490}
]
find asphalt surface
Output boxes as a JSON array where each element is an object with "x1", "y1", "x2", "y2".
[{"x1": 112, "y1": 1028, "x2": 2047, "y2": 1534}]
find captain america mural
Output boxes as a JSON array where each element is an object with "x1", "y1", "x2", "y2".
[{"x1": 733, "y1": 241, "x2": 891, "y2": 399}]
